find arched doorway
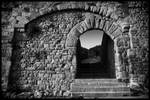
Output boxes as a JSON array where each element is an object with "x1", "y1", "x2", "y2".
[{"x1": 76, "y1": 30, "x2": 116, "y2": 78}]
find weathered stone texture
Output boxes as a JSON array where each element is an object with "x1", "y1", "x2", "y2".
[
  {"x1": 1, "y1": 1, "x2": 149, "y2": 98},
  {"x1": 126, "y1": 1, "x2": 149, "y2": 89},
  {"x1": 8, "y1": 11, "x2": 84, "y2": 97}
]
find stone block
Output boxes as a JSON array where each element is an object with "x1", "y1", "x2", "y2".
[
  {"x1": 56, "y1": 4, "x2": 68, "y2": 10},
  {"x1": 2, "y1": 44, "x2": 12, "y2": 57},
  {"x1": 99, "y1": 6, "x2": 104, "y2": 14},
  {"x1": 72, "y1": 92, "x2": 130, "y2": 98},
  {"x1": 106, "y1": 7, "x2": 113, "y2": 17},
  {"x1": 70, "y1": 3, "x2": 77, "y2": 9},
  {"x1": 90, "y1": 6, "x2": 94, "y2": 12},
  {"x1": 72, "y1": 55, "x2": 76, "y2": 66},
  {"x1": 92, "y1": 6, "x2": 98, "y2": 13},
  {"x1": 63, "y1": 91, "x2": 70, "y2": 96},
  {"x1": 111, "y1": 28, "x2": 122, "y2": 39},
  {"x1": 99, "y1": 19, "x2": 105, "y2": 29},
  {"x1": 80, "y1": 21, "x2": 88, "y2": 32},
  {"x1": 84, "y1": 3, "x2": 89, "y2": 10},
  {"x1": 72, "y1": 86, "x2": 130, "y2": 92},
  {"x1": 44, "y1": 44, "x2": 49, "y2": 48},
  {"x1": 124, "y1": 41, "x2": 130, "y2": 48},
  {"x1": 103, "y1": 20, "x2": 113, "y2": 33},
  {"x1": 117, "y1": 38, "x2": 124, "y2": 47},
  {"x1": 110, "y1": 13, "x2": 118, "y2": 20},
  {"x1": 76, "y1": 24, "x2": 84, "y2": 34},
  {"x1": 107, "y1": 24, "x2": 118, "y2": 34},
  {"x1": 102, "y1": 6, "x2": 108, "y2": 16},
  {"x1": 71, "y1": 79, "x2": 130, "y2": 98},
  {"x1": 2, "y1": 60, "x2": 11, "y2": 91},
  {"x1": 65, "y1": 35, "x2": 78, "y2": 47},
  {"x1": 130, "y1": 29, "x2": 137, "y2": 35},
  {"x1": 96, "y1": 7, "x2": 101, "y2": 13},
  {"x1": 34, "y1": 90, "x2": 42, "y2": 98},
  {"x1": 84, "y1": 18, "x2": 91, "y2": 29},
  {"x1": 89, "y1": 15, "x2": 95, "y2": 28},
  {"x1": 94, "y1": 16, "x2": 101, "y2": 28},
  {"x1": 127, "y1": 49, "x2": 136, "y2": 57},
  {"x1": 68, "y1": 47, "x2": 76, "y2": 55},
  {"x1": 77, "y1": 3, "x2": 85, "y2": 9}
]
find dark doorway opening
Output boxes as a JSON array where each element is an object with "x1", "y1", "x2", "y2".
[{"x1": 76, "y1": 30, "x2": 116, "y2": 79}]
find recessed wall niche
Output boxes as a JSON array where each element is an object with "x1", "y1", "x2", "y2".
[{"x1": 76, "y1": 30, "x2": 116, "y2": 78}]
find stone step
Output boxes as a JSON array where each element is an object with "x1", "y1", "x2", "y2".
[
  {"x1": 71, "y1": 79, "x2": 131, "y2": 98},
  {"x1": 71, "y1": 86, "x2": 130, "y2": 92},
  {"x1": 71, "y1": 92, "x2": 131, "y2": 98},
  {"x1": 74, "y1": 79, "x2": 118, "y2": 83},
  {"x1": 76, "y1": 74, "x2": 113, "y2": 78},
  {"x1": 72, "y1": 82, "x2": 127, "y2": 87}
]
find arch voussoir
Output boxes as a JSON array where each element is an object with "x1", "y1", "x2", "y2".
[
  {"x1": 94, "y1": 16, "x2": 101, "y2": 29},
  {"x1": 80, "y1": 21, "x2": 88, "y2": 32},
  {"x1": 103, "y1": 20, "x2": 114, "y2": 33},
  {"x1": 89, "y1": 15, "x2": 95, "y2": 28},
  {"x1": 99, "y1": 19, "x2": 106, "y2": 30},
  {"x1": 84, "y1": 18, "x2": 92, "y2": 29},
  {"x1": 111, "y1": 28, "x2": 122, "y2": 40},
  {"x1": 107, "y1": 23, "x2": 119, "y2": 35},
  {"x1": 76, "y1": 24, "x2": 84, "y2": 34}
]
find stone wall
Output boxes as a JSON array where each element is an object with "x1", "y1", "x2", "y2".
[
  {"x1": 1, "y1": 1, "x2": 149, "y2": 98},
  {"x1": 9, "y1": 11, "x2": 85, "y2": 98},
  {"x1": 126, "y1": 1, "x2": 149, "y2": 94}
]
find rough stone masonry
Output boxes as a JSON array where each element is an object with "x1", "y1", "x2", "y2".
[{"x1": 1, "y1": 1, "x2": 149, "y2": 98}]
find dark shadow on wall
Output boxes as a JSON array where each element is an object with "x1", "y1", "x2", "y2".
[{"x1": 7, "y1": 28, "x2": 32, "y2": 94}]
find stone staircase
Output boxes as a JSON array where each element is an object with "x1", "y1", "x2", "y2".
[{"x1": 71, "y1": 79, "x2": 131, "y2": 98}]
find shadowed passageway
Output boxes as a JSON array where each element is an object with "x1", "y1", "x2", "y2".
[{"x1": 76, "y1": 30, "x2": 115, "y2": 78}]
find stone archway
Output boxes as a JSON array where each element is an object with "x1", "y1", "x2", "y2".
[{"x1": 65, "y1": 13, "x2": 131, "y2": 80}]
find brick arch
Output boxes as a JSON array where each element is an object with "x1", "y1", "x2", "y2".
[
  {"x1": 66, "y1": 13, "x2": 122, "y2": 47},
  {"x1": 65, "y1": 13, "x2": 130, "y2": 47},
  {"x1": 65, "y1": 13, "x2": 131, "y2": 80}
]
